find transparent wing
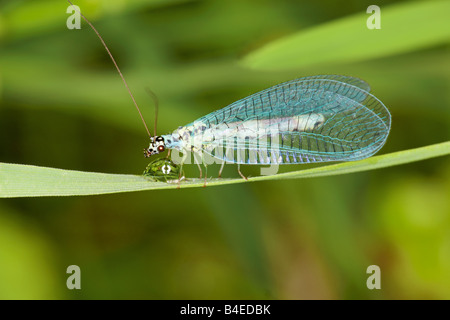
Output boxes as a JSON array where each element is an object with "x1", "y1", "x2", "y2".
[{"x1": 187, "y1": 75, "x2": 391, "y2": 165}]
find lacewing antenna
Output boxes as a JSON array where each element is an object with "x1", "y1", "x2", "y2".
[
  {"x1": 67, "y1": 0, "x2": 152, "y2": 138},
  {"x1": 144, "y1": 87, "x2": 159, "y2": 138}
]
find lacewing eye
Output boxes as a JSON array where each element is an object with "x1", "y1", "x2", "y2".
[{"x1": 158, "y1": 145, "x2": 165, "y2": 152}]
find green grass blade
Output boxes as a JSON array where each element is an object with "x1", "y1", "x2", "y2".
[
  {"x1": 242, "y1": 1, "x2": 450, "y2": 70},
  {"x1": 1, "y1": 141, "x2": 449, "y2": 197}
]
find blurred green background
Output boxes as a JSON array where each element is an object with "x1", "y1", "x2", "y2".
[{"x1": 0, "y1": 0, "x2": 449, "y2": 299}]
